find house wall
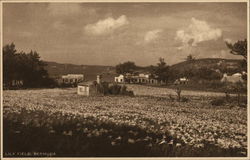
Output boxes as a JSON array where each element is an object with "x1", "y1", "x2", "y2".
[
  {"x1": 115, "y1": 76, "x2": 124, "y2": 83},
  {"x1": 77, "y1": 85, "x2": 89, "y2": 96}
]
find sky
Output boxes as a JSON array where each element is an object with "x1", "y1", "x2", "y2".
[{"x1": 3, "y1": 2, "x2": 248, "y2": 66}]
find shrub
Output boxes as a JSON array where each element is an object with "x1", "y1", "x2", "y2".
[
  {"x1": 124, "y1": 90, "x2": 134, "y2": 96},
  {"x1": 109, "y1": 84, "x2": 122, "y2": 95},
  {"x1": 120, "y1": 85, "x2": 127, "y2": 94},
  {"x1": 210, "y1": 98, "x2": 225, "y2": 106},
  {"x1": 207, "y1": 80, "x2": 225, "y2": 89},
  {"x1": 97, "y1": 82, "x2": 109, "y2": 95},
  {"x1": 97, "y1": 83, "x2": 134, "y2": 96},
  {"x1": 181, "y1": 97, "x2": 190, "y2": 103},
  {"x1": 169, "y1": 94, "x2": 175, "y2": 102}
]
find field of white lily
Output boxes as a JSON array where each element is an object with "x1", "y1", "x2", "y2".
[{"x1": 3, "y1": 85, "x2": 247, "y2": 157}]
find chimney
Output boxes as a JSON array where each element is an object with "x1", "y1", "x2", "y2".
[{"x1": 97, "y1": 75, "x2": 102, "y2": 84}]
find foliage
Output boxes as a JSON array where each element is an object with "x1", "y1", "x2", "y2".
[
  {"x1": 3, "y1": 43, "x2": 55, "y2": 88},
  {"x1": 115, "y1": 61, "x2": 137, "y2": 74},
  {"x1": 97, "y1": 83, "x2": 134, "y2": 96},
  {"x1": 169, "y1": 66, "x2": 222, "y2": 82},
  {"x1": 152, "y1": 58, "x2": 170, "y2": 83},
  {"x1": 181, "y1": 97, "x2": 190, "y2": 103},
  {"x1": 223, "y1": 81, "x2": 247, "y2": 106},
  {"x1": 225, "y1": 39, "x2": 247, "y2": 71},
  {"x1": 225, "y1": 39, "x2": 247, "y2": 60},
  {"x1": 210, "y1": 98, "x2": 225, "y2": 106},
  {"x1": 196, "y1": 67, "x2": 222, "y2": 80}
]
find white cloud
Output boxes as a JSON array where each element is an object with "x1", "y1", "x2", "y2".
[
  {"x1": 84, "y1": 15, "x2": 129, "y2": 35},
  {"x1": 47, "y1": 4, "x2": 82, "y2": 16},
  {"x1": 144, "y1": 29, "x2": 162, "y2": 43},
  {"x1": 175, "y1": 17, "x2": 222, "y2": 49}
]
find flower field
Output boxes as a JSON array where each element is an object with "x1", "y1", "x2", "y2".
[{"x1": 3, "y1": 86, "x2": 247, "y2": 157}]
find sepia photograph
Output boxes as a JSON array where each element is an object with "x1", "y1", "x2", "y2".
[{"x1": 1, "y1": 0, "x2": 249, "y2": 158}]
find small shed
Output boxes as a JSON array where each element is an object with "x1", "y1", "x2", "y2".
[{"x1": 77, "y1": 81, "x2": 96, "y2": 96}]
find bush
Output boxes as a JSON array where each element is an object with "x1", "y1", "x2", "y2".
[
  {"x1": 109, "y1": 84, "x2": 122, "y2": 95},
  {"x1": 96, "y1": 82, "x2": 109, "y2": 95},
  {"x1": 210, "y1": 98, "x2": 225, "y2": 106},
  {"x1": 207, "y1": 80, "x2": 225, "y2": 89},
  {"x1": 97, "y1": 83, "x2": 134, "y2": 96},
  {"x1": 181, "y1": 97, "x2": 190, "y2": 103}
]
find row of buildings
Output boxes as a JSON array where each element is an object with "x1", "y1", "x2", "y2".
[
  {"x1": 114, "y1": 73, "x2": 159, "y2": 84},
  {"x1": 60, "y1": 73, "x2": 162, "y2": 85}
]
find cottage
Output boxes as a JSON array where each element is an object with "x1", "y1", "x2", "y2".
[
  {"x1": 77, "y1": 75, "x2": 102, "y2": 96},
  {"x1": 115, "y1": 75, "x2": 125, "y2": 83},
  {"x1": 77, "y1": 81, "x2": 93, "y2": 96}
]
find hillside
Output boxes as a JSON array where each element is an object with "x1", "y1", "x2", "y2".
[
  {"x1": 44, "y1": 58, "x2": 243, "y2": 82},
  {"x1": 44, "y1": 61, "x2": 116, "y2": 81},
  {"x1": 170, "y1": 58, "x2": 243, "y2": 73}
]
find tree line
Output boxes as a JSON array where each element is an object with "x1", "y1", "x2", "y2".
[{"x1": 3, "y1": 43, "x2": 55, "y2": 88}]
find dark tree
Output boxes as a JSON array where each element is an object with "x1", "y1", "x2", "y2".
[
  {"x1": 3, "y1": 43, "x2": 17, "y2": 86},
  {"x1": 115, "y1": 61, "x2": 137, "y2": 74},
  {"x1": 3, "y1": 43, "x2": 55, "y2": 88},
  {"x1": 226, "y1": 39, "x2": 247, "y2": 71},
  {"x1": 153, "y1": 58, "x2": 170, "y2": 84}
]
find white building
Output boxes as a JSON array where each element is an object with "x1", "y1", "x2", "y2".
[
  {"x1": 115, "y1": 73, "x2": 158, "y2": 84},
  {"x1": 115, "y1": 75, "x2": 125, "y2": 83},
  {"x1": 77, "y1": 75, "x2": 101, "y2": 96},
  {"x1": 77, "y1": 82, "x2": 92, "y2": 96},
  {"x1": 62, "y1": 74, "x2": 84, "y2": 84}
]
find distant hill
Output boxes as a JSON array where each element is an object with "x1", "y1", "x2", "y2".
[
  {"x1": 44, "y1": 61, "x2": 116, "y2": 82},
  {"x1": 170, "y1": 58, "x2": 243, "y2": 73}
]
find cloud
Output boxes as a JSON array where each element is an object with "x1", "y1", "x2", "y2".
[
  {"x1": 175, "y1": 17, "x2": 222, "y2": 50},
  {"x1": 144, "y1": 29, "x2": 162, "y2": 43},
  {"x1": 47, "y1": 4, "x2": 82, "y2": 16},
  {"x1": 84, "y1": 15, "x2": 129, "y2": 35}
]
